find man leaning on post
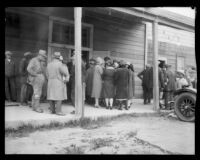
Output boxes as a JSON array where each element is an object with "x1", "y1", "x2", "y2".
[{"x1": 27, "y1": 50, "x2": 47, "y2": 113}]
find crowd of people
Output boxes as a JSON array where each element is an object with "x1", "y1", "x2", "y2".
[
  {"x1": 138, "y1": 60, "x2": 197, "y2": 110},
  {"x1": 5, "y1": 49, "x2": 197, "y2": 115}
]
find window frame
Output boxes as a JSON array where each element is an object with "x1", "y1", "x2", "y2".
[{"x1": 48, "y1": 16, "x2": 93, "y2": 52}]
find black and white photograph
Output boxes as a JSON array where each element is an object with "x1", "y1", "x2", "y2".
[{"x1": 5, "y1": 7, "x2": 196, "y2": 155}]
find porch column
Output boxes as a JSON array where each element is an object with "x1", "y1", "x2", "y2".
[
  {"x1": 152, "y1": 19, "x2": 159, "y2": 111},
  {"x1": 74, "y1": 7, "x2": 83, "y2": 117}
]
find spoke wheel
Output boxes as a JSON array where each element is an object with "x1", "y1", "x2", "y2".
[{"x1": 174, "y1": 92, "x2": 196, "y2": 122}]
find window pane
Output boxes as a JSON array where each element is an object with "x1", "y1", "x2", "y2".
[{"x1": 52, "y1": 21, "x2": 90, "y2": 47}]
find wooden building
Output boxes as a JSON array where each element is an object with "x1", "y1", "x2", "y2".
[{"x1": 5, "y1": 7, "x2": 195, "y2": 112}]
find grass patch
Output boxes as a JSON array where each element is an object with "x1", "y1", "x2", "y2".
[
  {"x1": 63, "y1": 144, "x2": 84, "y2": 154},
  {"x1": 5, "y1": 112, "x2": 160, "y2": 138},
  {"x1": 90, "y1": 138, "x2": 114, "y2": 150}
]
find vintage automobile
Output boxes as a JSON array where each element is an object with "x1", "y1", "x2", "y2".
[{"x1": 173, "y1": 86, "x2": 196, "y2": 122}]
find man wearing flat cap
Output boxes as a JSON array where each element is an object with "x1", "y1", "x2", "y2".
[
  {"x1": 5, "y1": 51, "x2": 17, "y2": 102},
  {"x1": 27, "y1": 49, "x2": 47, "y2": 113},
  {"x1": 19, "y1": 52, "x2": 33, "y2": 105},
  {"x1": 163, "y1": 64, "x2": 176, "y2": 109},
  {"x1": 46, "y1": 52, "x2": 70, "y2": 116}
]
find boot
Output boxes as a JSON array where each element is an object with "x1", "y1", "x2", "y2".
[{"x1": 33, "y1": 98, "x2": 43, "y2": 113}]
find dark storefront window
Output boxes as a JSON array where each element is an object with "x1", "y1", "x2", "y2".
[
  {"x1": 5, "y1": 11, "x2": 48, "y2": 41},
  {"x1": 5, "y1": 12, "x2": 21, "y2": 38},
  {"x1": 52, "y1": 21, "x2": 90, "y2": 48}
]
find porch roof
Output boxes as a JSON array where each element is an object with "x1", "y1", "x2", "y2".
[
  {"x1": 107, "y1": 7, "x2": 195, "y2": 32},
  {"x1": 6, "y1": 7, "x2": 195, "y2": 32}
]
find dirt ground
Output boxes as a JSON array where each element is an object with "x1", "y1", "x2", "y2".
[{"x1": 5, "y1": 115, "x2": 195, "y2": 155}]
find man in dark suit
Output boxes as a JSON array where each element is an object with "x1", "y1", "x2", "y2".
[
  {"x1": 5, "y1": 51, "x2": 17, "y2": 102},
  {"x1": 19, "y1": 52, "x2": 33, "y2": 105},
  {"x1": 164, "y1": 64, "x2": 176, "y2": 109},
  {"x1": 158, "y1": 60, "x2": 166, "y2": 109},
  {"x1": 137, "y1": 64, "x2": 153, "y2": 104}
]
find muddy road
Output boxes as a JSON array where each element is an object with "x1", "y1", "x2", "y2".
[{"x1": 5, "y1": 115, "x2": 194, "y2": 154}]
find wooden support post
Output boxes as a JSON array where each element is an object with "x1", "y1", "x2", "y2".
[
  {"x1": 152, "y1": 19, "x2": 160, "y2": 111},
  {"x1": 144, "y1": 23, "x2": 148, "y2": 68},
  {"x1": 74, "y1": 7, "x2": 83, "y2": 117}
]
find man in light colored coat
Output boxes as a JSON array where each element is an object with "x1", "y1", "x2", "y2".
[
  {"x1": 27, "y1": 50, "x2": 47, "y2": 113},
  {"x1": 46, "y1": 52, "x2": 70, "y2": 116}
]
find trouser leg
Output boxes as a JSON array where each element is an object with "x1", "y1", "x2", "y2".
[
  {"x1": 164, "y1": 91, "x2": 170, "y2": 109},
  {"x1": 5, "y1": 77, "x2": 11, "y2": 101},
  {"x1": 20, "y1": 84, "x2": 27, "y2": 104},
  {"x1": 9, "y1": 77, "x2": 16, "y2": 101},
  {"x1": 27, "y1": 84, "x2": 33, "y2": 101},
  {"x1": 49, "y1": 100, "x2": 55, "y2": 113},
  {"x1": 143, "y1": 86, "x2": 147, "y2": 104},
  {"x1": 32, "y1": 81, "x2": 43, "y2": 113},
  {"x1": 71, "y1": 86, "x2": 75, "y2": 107},
  {"x1": 55, "y1": 100, "x2": 62, "y2": 113}
]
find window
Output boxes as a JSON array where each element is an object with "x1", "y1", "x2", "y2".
[
  {"x1": 52, "y1": 21, "x2": 90, "y2": 48},
  {"x1": 5, "y1": 12, "x2": 21, "y2": 38},
  {"x1": 177, "y1": 57, "x2": 185, "y2": 71}
]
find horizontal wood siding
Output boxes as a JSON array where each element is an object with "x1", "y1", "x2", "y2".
[
  {"x1": 85, "y1": 15, "x2": 145, "y2": 98},
  {"x1": 6, "y1": 9, "x2": 146, "y2": 99},
  {"x1": 5, "y1": 11, "x2": 49, "y2": 102},
  {"x1": 147, "y1": 40, "x2": 196, "y2": 72}
]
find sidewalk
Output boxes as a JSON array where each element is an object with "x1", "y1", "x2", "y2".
[{"x1": 5, "y1": 99, "x2": 156, "y2": 130}]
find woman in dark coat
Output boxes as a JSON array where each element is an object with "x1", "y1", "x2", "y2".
[
  {"x1": 114, "y1": 60, "x2": 129, "y2": 110},
  {"x1": 101, "y1": 60, "x2": 115, "y2": 109},
  {"x1": 127, "y1": 63, "x2": 135, "y2": 109},
  {"x1": 85, "y1": 59, "x2": 96, "y2": 104}
]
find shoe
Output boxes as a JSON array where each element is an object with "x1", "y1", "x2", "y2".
[
  {"x1": 33, "y1": 108, "x2": 43, "y2": 113},
  {"x1": 95, "y1": 105, "x2": 100, "y2": 108},
  {"x1": 70, "y1": 110, "x2": 75, "y2": 114},
  {"x1": 21, "y1": 102, "x2": 28, "y2": 106},
  {"x1": 56, "y1": 112, "x2": 66, "y2": 116},
  {"x1": 109, "y1": 106, "x2": 113, "y2": 110}
]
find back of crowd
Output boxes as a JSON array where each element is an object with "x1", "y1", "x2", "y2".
[{"x1": 5, "y1": 50, "x2": 197, "y2": 115}]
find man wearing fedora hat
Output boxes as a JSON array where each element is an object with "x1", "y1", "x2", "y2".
[
  {"x1": 19, "y1": 52, "x2": 33, "y2": 105},
  {"x1": 27, "y1": 49, "x2": 47, "y2": 113},
  {"x1": 46, "y1": 52, "x2": 70, "y2": 116},
  {"x1": 5, "y1": 51, "x2": 17, "y2": 102}
]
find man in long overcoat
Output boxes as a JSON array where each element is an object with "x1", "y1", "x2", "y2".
[
  {"x1": 19, "y1": 52, "x2": 33, "y2": 105},
  {"x1": 114, "y1": 60, "x2": 129, "y2": 109},
  {"x1": 5, "y1": 51, "x2": 17, "y2": 102},
  {"x1": 46, "y1": 52, "x2": 70, "y2": 116},
  {"x1": 137, "y1": 64, "x2": 153, "y2": 104},
  {"x1": 164, "y1": 64, "x2": 176, "y2": 109},
  {"x1": 27, "y1": 50, "x2": 47, "y2": 113}
]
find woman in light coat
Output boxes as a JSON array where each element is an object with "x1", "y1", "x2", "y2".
[{"x1": 91, "y1": 57, "x2": 104, "y2": 108}]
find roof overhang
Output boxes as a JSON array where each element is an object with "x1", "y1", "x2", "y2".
[{"x1": 108, "y1": 7, "x2": 195, "y2": 32}]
